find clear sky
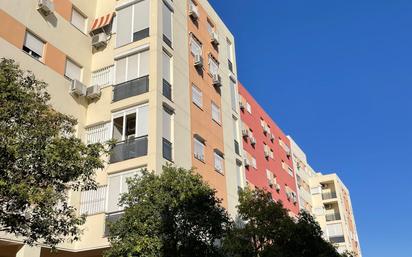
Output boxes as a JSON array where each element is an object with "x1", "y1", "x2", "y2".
[{"x1": 209, "y1": 0, "x2": 412, "y2": 256}]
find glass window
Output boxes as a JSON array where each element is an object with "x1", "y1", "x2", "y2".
[
  {"x1": 214, "y1": 151, "x2": 224, "y2": 173},
  {"x1": 65, "y1": 58, "x2": 82, "y2": 81},
  {"x1": 111, "y1": 105, "x2": 149, "y2": 141},
  {"x1": 211, "y1": 102, "x2": 221, "y2": 124},
  {"x1": 163, "y1": 108, "x2": 172, "y2": 142},
  {"x1": 194, "y1": 137, "x2": 205, "y2": 161},
  {"x1": 192, "y1": 85, "x2": 202, "y2": 108},
  {"x1": 115, "y1": 50, "x2": 149, "y2": 84},
  {"x1": 22, "y1": 31, "x2": 44, "y2": 60},
  {"x1": 71, "y1": 7, "x2": 87, "y2": 32},
  {"x1": 162, "y1": 3, "x2": 173, "y2": 47},
  {"x1": 190, "y1": 36, "x2": 202, "y2": 56},
  {"x1": 107, "y1": 170, "x2": 141, "y2": 213},
  {"x1": 208, "y1": 56, "x2": 219, "y2": 76},
  {"x1": 116, "y1": 0, "x2": 150, "y2": 47},
  {"x1": 229, "y1": 78, "x2": 237, "y2": 111},
  {"x1": 252, "y1": 157, "x2": 257, "y2": 169},
  {"x1": 246, "y1": 102, "x2": 252, "y2": 113}
]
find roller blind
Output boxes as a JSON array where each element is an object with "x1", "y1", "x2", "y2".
[
  {"x1": 327, "y1": 223, "x2": 344, "y2": 237},
  {"x1": 133, "y1": 0, "x2": 150, "y2": 33},
  {"x1": 162, "y1": 3, "x2": 172, "y2": 44},
  {"x1": 116, "y1": 6, "x2": 133, "y2": 47},
  {"x1": 136, "y1": 105, "x2": 148, "y2": 137},
  {"x1": 71, "y1": 8, "x2": 86, "y2": 32},
  {"x1": 24, "y1": 32, "x2": 44, "y2": 57},
  {"x1": 192, "y1": 85, "x2": 202, "y2": 107},
  {"x1": 209, "y1": 57, "x2": 219, "y2": 76},
  {"x1": 65, "y1": 59, "x2": 82, "y2": 81},
  {"x1": 163, "y1": 51, "x2": 171, "y2": 83},
  {"x1": 163, "y1": 108, "x2": 172, "y2": 141}
]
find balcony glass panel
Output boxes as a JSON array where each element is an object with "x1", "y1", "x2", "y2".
[
  {"x1": 110, "y1": 136, "x2": 148, "y2": 163},
  {"x1": 104, "y1": 211, "x2": 124, "y2": 236},
  {"x1": 113, "y1": 76, "x2": 149, "y2": 102},
  {"x1": 322, "y1": 192, "x2": 337, "y2": 200}
]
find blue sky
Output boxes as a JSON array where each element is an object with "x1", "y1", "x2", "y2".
[{"x1": 209, "y1": 0, "x2": 412, "y2": 256}]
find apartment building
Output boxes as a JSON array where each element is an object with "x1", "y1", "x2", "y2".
[
  {"x1": 310, "y1": 174, "x2": 362, "y2": 257},
  {"x1": 0, "y1": 0, "x2": 244, "y2": 256},
  {"x1": 238, "y1": 83, "x2": 300, "y2": 215}
]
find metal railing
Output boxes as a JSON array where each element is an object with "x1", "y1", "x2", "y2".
[
  {"x1": 326, "y1": 213, "x2": 341, "y2": 222},
  {"x1": 163, "y1": 79, "x2": 172, "y2": 101},
  {"x1": 113, "y1": 76, "x2": 149, "y2": 102},
  {"x1": 109, "y1": 136, "x2": 148, "y2": 163},
  {"x1": 104, "y1": 211, "x2": 124, "y2": 237},
  {"x1": 91, "y1": 65, "x2": 114, "y2": 88},
  {"x1": 163, "y1": 138, "x2": 172, "y2": 161},
  {"x1": 329, "y1": 235, "x2": 345, "y2": 244},
  {"x1": 322, "y1": 192, "x2": 337, "y2": 200}
]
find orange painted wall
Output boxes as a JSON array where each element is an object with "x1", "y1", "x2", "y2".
[
  {"x1": 187, "y1": 0, "x2": 228, "y2": 208},
  {"x1": 44, "y1": 43, "x2": 66, "y2": 75},
  {"x1": 0, "y1": 10, "x2": 26, "y2": 49},
  {"x1": 53, "y1": 0, "x2": 73, "y2": 21}
]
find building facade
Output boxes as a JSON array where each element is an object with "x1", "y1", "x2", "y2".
[
  {"x1": 0, "y1": 0, "x2": 245, "y2": 256},
  {"x1": 238, "y1": 83, "x2": 300, "y2": 216}
]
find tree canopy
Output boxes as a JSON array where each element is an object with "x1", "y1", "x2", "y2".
[
  {"x1": 105, "y1": 166, "x2": 230, "y2": 257},
  {"x1": 0, "y1": 58, "x2": 108, "y2": 247}
]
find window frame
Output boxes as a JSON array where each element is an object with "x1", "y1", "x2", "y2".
[
  {"x1": 64, "y1": 58, "x2": 83, "y2": 81},
  {"x1": 214, "y1": 150, "x2": 224, "y2": 174},
  {"x1": 22, "y1": 31, "x2": 45, "y2": 61},
  {"x1": 211, "y1": 102, "x2": 221, "y2": 124},
  {"x1": 192, "y1": 85, "x2": 203, "y2": 108},
  {"x1": 111, "y1": 104, "x2": 149, "y2": 142},
  {"x1": 193, "y1": 137, "x2": 205, "y2": 162},
  {"x1": 70, "y1": 6, "x2": 88, "y2": 33}
]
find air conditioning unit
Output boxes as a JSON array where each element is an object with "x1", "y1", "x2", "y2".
[
  {"x1": 286, "y1": 192, "x2": 292, "y2": 200},
  {"x1": 270, "y1": 133, "x2": 275, "y2": 141},
  {"x1": 250, "y1": 137, "x2": 256, "y2": 146},
  {"x1": 92, "y1": 33, "x2": 108, "y2": 48},
  {"x1": 37, "y1": 0, "x2": 54, "y2": 15},
  {"x1": 212, "y1": 74, "x2": 222, "y2": 87},
  {"x1": 264, "y1": 150, "x2": 270, "y2": 158},
  {"x1": 242, "y1": 129, "x2": 249, "y2": 138},
  {"x1": 70, "y1": 80, "x2": 87, "y2": 96},
  {"x1": 86, "y1": 84, "x2": 101, "y2": 99},
  {"x1": 293, "y1": 196, "x2": 298, "y2": 204},
  {"x1": 239, "y1": 101, "x2": 245, "y2": 110},
  {"x1": 194, "y1": 54, "x2": 203, "y2": 68},
  {"x1": 263, "y1": 124, "x2": 269, "y2": 134},
  {"x1": 189, "y1": 4, "x2": 199, "y2": 20},
  {"x1": 211, "y1": 31, "x2": 219, "y2": 45},
  {"x1": 244, "y1": 158, "x2": 250, "y2": 167},
  {"x1": 275, "y1": 183, "x2": 281, "y2": 191},
  {"x1": 268, "y1": 179, "x2": 274, "y2": 187}
]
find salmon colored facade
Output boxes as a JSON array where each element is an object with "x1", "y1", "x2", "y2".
[{"x1": 238, "y1": 83, "x2": 300, "y2": 215}]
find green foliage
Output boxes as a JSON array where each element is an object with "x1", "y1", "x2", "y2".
[
  {"x1": 223, "y1": 188, "x2": 346, "y2": 257},
  {"x1": 0, "y1": 58, "x2": 109, "y2": 247},
  {"x1": 105, "y1": 166, "x2": 230, "y2": 257}
]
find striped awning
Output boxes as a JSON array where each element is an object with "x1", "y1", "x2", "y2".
[{"x1": 90, "y1": 12, "x2": 115, "y2": 32}]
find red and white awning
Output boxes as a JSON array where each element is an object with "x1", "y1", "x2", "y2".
[{"x1": 90, "y1": 12, "x2": 115, "y2": 32}]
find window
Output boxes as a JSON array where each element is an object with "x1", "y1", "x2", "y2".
[
  {"x1": 162, "y1": 3, "x2": 173, "y2": 47},
  {"x1": 163, "y1": 51, "x2": 172, "y2": 100},
  {"x1": 208, "y1": 56, "x2": 219, "y2": 76},
  {"x1": 192, "y1": 85, "x2": 202, "y2": 108},
  {"x1": 207, "y1": 19, "x2": 214, "y2": 35},
  {"x1": 71, "y1": 7, "x2": 87, "y2": 33},
  {"x1": 115, "y1": 50, "x2": 149, "y2": 84},
  {"x1": 194, "y1": 137, "x2": 205, "y2": 162},
  {"x1": 229, "y1": 78, "x2": 237, "y2": 111},
  {"x1": 266, "y1": 170, "x2": 275, "y2": 186},
  {"x1": 251, "y1": 157, "x2": 257, "y2": 169},
  {"x1": 116, "y1": 0, "x2": 150, "y2": 47},
  {"x1": 211, "y1": 102, "x2": 221, "y2": 124},
  {"x1": 190, "y1": 36, "x2": 202, "y2": 56},
  {"x1": 214, "y1": 150, "x2": 224, "y2": 173},
  {"x1": 22, "y1": 31, "x2": 44, "y2": 60},
  {"x1": 270, "y1": 149, "x2": 274, "y2": 159},
  {"x1": 163, "y1": 107, "x2": 173, "y2": 161},
  {"x1": 246, "y1": 102, "x2": 252, "y2": 113},
  {"x1": 112, "y1": 105, "x2": 149, "y2": 141},
  {"x1": 107, "y1": 170, "x2": 141, "y2": 213},
  {"x1": 327, "y1": 223, "x2": 344, "y2": 239},
  {"x1": 65, "y1": 58, "x2": 82, "y2": 81},
  {"x1": 236, "y1": 162, "x2": 244, "y2": 189},
  {"x1": 227, "y1": 39, "x2": 234, "y2": 72}
]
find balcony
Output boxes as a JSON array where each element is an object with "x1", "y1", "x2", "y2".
[
  {"x1": 110, "y1": 136, "x2": 148, "y2": 163},
  {"x1": 113, "y1": 76, "x2": 149, "y2": 102},
  {"x1": 163, "y1": 138, "x2": 172, "y2": 161},
  {"x1": 326, "y1": 213, "x2": 341, "y2": 222},
  {"x1": 329, "y1": 235, "x2": 345, "y2": 244},
  {"x1": 104, "y1": 211, "x2": 124, "y2": 236},
  {"x1": 322, "y1": 192, "x2": 337, "y2": 200},
  {"x1": 163, "y1": 79, "x2": 172, "y2": 101}
]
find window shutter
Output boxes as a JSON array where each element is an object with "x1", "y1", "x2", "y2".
[
  {"x1": 116, "y1": 6, "x2": 133, "y2": 47},
  {"x1": 24, "y1": 32, "x2": 44, "y2": 57},
  {"x1": 139, "y1": 50, "x2": 149, "y2": 77},
  {"x1": 71, "y1": 8, "x2": 86, "y2": 32},
  {"x1": 65, "y1": 59, "x2": 82, "y2": 81},
  {"x1": 192, "y1": 85, "x2": 202, "y2": 107},
  {"x1": 163, "y1": 108, "x2": 172, "y2": 141},
  {"x1": 162, "y1": 3, "x2": 172, "y2": 44},
  {"x1": 127, "y1": 53, "x2": 139, "y2": 81},
  {"x1": 163, "y1": 51, "x2": 171, "y2": 83},
  {"x1": 209, "y1": 57, "x2": 219, "y2": 75},
  {"x1": 133, "y1": 0, "x2": 150, "y2": 34},
  {"x1": 107, "y1": 175, "x2": 121, "y2": 213},
  {"x1": 137, "y1": 105, "x2": 148, "y2": 137},
  {"x1": 80, "y1": 186, "x2": 107, "y2": 215},
  {"x1": 115, "y1": 58, "x2": 127, "y2": 84},
  {"x1": 190, "y1": 37, "x2": 201, "y2": 55}
]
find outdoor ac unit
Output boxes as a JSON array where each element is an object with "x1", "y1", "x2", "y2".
[
  {"x1": 287, "y1": 192, "x2": 292, "y2": 200},
  {"x1": 293, "y1": 196, "x2": 298, "y2": 204},
  {"x1": 189, "y1": 4, "x2": 199, "y2": 20},
  {"x1": 242, "y1": 129, "x2": 249, "y2": 137},
  {"x1": 250, "y1": 137, "x2": 256, "y2": 146},
  {"x1": 239, "y1": 101, "x2": 245, "y2": 110},
  {"x1": 92, "y1": 33, "x2": 108, "y2": 48},
  {"x1": 37, "y1": 0, "x2": 54, "y2": 15},
  {"x1": 275, "y1": 183, "x2": 281, "y2": 191},
  {"x1": 194, "y1": 54, "x2": 203, "y2": 68},
  {"x1": 70, "y1": 80, "x2": 87, "y2": 96},
  {"x1": 263, "y1": 125, "x2": 269, "y2": 134},
  {"x1": 212, "y1": 74, "x2": 222, "y2": 87},
  {"x1": 211, "y1": 31, "x2": 219, "y2": 45},
  {"x1": 264, "y1": 150, "x2": 270, "y2": 158},
  {"x1": 86, "y1": 84, "x2": 101, "y2": 99},
  {"x1": 268, "y1": 180, "x2": 274, "y2": 187},
  {"x1": 244, "y1": 158, "x2": 250, "y2": 167},
  {"x1": 270, "y1": 133, "x2": 275, "y2": 141}
]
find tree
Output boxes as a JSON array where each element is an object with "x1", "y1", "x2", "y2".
[
  {"x1": 223, "y1": 188, "x2": 346, "y2": 257},
  {"x1": 0, "y1": 58, "x2": 109, "y2": 247},
  {"x1": 105, "y1": 166, "x2": 230, "y2": 257}
]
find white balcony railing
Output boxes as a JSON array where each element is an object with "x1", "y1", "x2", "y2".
[{"x1": 91, "y1": 65, "x2": 115, "y2": 88}]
